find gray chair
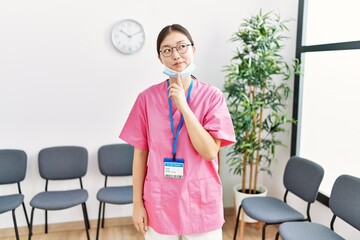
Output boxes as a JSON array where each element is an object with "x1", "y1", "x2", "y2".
[
  {"x1": 0, "y1": 149, "x2": 30, "y2": 240},
  {"x1": 28, "y1": 146, "x2": 90, "y2": 240},
  {"x1": 96, "y1": 143, "x2": 134, "y2": 240},
  {"x1": 233, "y1": 156, "x2": 324, "y2": 240},
  {"x1": 277, "y1": 174, "x2": 360, "y2": 240}
]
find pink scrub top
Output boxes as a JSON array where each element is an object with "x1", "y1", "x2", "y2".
[{"x1": 119, "y1": 78, "x2": 235, "y2": 235}]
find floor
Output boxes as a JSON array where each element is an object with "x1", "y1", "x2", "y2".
[{"x1": 0, "y1": 214, "x2": 279, "y2": 240}]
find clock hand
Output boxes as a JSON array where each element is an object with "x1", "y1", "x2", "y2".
[
  {"x1": 130, "y1": 30, "x2": 142, "y2": 37},
  {"x1": 120, "y1": 30, "x2": 131, "y2": 38}
]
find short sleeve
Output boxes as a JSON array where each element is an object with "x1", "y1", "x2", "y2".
[
  {"x1": 203, "y1": 89, "x2": 236, "y2": 147},
  {"x1": 119, "y1": 93, "x2": 149, "y2": 150}
]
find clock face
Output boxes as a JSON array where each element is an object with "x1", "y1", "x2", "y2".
[{"x1": 111, "y1": 19, "x2": 145, "y2": 55}]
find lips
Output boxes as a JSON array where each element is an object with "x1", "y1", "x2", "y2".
[{"x1": 173, "y1": 62, "x2": 186, "y2": 68}]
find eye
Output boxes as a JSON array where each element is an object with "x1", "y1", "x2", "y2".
[
  {"x1": 177, "y1": 44, "x2": 187, "y2": 50},
  {"x1": 162, "y1": 48, "x2": 171, "y2": 54}
]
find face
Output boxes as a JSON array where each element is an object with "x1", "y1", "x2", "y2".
[{"x1": 158, "y1": 31, "x2": 195, "y2": 72}]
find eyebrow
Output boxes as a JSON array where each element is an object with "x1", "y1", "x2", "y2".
[{"x1": 161, "y1": 40, "x2": 187, "y2": 48}]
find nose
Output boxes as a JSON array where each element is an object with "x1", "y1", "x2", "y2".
[{"x1": 172, "y1": 48, "x2": 180, "y2": 59}]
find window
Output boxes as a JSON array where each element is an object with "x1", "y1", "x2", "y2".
[
  {"x1": 292, "y1": 0, "x2": 360, "y2": 201},
  {"x1": 305, "y1": 0, "x2": 360, "y2": 45}
]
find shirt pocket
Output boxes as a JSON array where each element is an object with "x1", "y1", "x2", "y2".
[
  {"x1": 188, "y1": 177, "x2": 222, "y2": 215},
  {"x1": 143, "y1": 178, "x2": 161, "y2": 215}
]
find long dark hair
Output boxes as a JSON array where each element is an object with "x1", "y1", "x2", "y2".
[{"x1": 156, "y1": 24, "x2": 194, "y2": 56}]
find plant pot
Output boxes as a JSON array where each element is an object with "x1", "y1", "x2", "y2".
[{"x1": 233, "y1": 183, "x2": 268, "y2": 223}]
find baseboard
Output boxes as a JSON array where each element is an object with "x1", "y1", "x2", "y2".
[{"x1": 1, "y1": 208, "x2": 234, "y2": 238}]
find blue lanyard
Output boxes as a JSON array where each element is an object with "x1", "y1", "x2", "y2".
[{"x1": 167, "y1": 79, "x2": 194, "y2": 161}]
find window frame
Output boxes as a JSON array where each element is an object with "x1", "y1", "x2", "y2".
[{"x1": 291, "y1": 0, "x2": 360, "y2": 206}]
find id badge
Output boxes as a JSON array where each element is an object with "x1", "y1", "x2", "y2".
[{"x1": 164, "y1": 158, "x2": 184, "y2": 178}]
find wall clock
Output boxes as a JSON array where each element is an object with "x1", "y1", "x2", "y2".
[{"x1": 111, "y1": 19, "x2": 145, "y2": 55}]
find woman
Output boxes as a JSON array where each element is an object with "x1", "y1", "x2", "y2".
[{"x1": 119, "y1": 24, "x2": 235, "y2": 240}]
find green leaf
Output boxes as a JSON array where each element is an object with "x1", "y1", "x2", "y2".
[{"x1": 223, "y1": 9, "x2": 301, "y2": 187}]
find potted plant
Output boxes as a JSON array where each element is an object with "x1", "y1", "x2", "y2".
[{"x1": 223, "y1": 10, "x2": 300, "y2": 221}]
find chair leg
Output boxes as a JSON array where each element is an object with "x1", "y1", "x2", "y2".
[
  {"x1": 275, "y1": 231, "x2": 280, "y2": 240},
  {"x1": 233, "y1": 204, "x2": 242, "y2": 240},
  {"x1": 261, "y1": 223, "x2": 268, "y2": 240},
  {"x1": 12, "y1": 209, "x2": 20, "y2": 240},
  {"x1": 22, "y1": 202, "x2": 30, "y2": 230},
  {"x1": 45, "y1": 210, "x2": 48, "y2": 233},
  {"x1": 96, "y1": 201, "x2": 103, "y2": 240},
  {"x1": 81, "y1": 203, "x2": 90, "y2": 240},
  {"x1": 101, "y1": 202, "x2": 106, "y2": 228},
  {"x1": 83, "y1": 203, "x2": 90, "y2": 229},
  {"x1": 28, "y1": 207, "x2": 35, "y2": 240}
]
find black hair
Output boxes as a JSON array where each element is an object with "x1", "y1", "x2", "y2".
[{"x1": 156, "y1": 24, "x2": 194, "y2": 56}]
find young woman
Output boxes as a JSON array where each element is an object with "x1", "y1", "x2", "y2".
[{"x1": 119, "y1": 24, "x2": 235, "y2": 240}]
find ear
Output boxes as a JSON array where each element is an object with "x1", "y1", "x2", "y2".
[
  {"x1": 158, "y1": 54, "x2": 164, "y2": 64},
  {"x1": 192, "y1": 46, "x2": 196, "y2": 54}
]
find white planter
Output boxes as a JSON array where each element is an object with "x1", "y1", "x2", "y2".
[{"x1": 233, "y1": 183, "x2": 268, "y2": 223}]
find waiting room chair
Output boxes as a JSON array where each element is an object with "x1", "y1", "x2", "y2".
[
  {"x1": 277, "y1": 174, "x2": 360, "y2": 240},
  {"x1": 0, "y1": 149, "x2": 30, "y2": 240},
  {"x1": 96, "y1": 143, "x2": 134, "y2": 240},
  {"x1": 28, "y1": 146, "x2": 90, "y2": 240},
  {"x1": 233, "y1": 156, "x2": 324, "y2": 240}
]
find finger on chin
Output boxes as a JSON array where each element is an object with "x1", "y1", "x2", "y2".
[{"x1": 176, "y1": 73, "x2": 182, "y2": 86}]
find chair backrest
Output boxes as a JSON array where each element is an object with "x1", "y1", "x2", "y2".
[
  {"x1": 98, "y1": 144, "x2": 134, "y2": 177},
  {"x1": 38, "y1": 146, "x2": 88, "y2": 180},
  {"x1": 0, "y1": 149, "x2": 27, "y2": 185},
  {"x1": 283, "y1": 156, "x2": 324, "y2": 202},
  {"x1": 330, "y1": 174, "x2": 360, "y2": 230}
]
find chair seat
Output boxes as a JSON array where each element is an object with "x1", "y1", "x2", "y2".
[
  {"x1": 0, "y1": 194, "x2": 24, "y2": 214},
  {"x1": 279, "y1": 222, "x2": 345, "y2": 240},
  {"x1": 30, "y1": 189, "x2": 88, "y2": 210},
  {"x1": 242, "y1": 196, "x2": 304, "y2": 223},
  {"x1": 97, "y1": 186, "x2": 133, "y2": 204}
]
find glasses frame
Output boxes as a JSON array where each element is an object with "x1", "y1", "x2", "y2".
[{"x1": 159, "y1": 43, "x2": 193, "y2": 57}]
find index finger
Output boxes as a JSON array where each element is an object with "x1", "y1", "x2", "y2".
[
  {"x1": 143, "y1": 216, "x2": 148, "y2": 233},
  {"x1": 176, "y1": 73, "x2": 183, "y2": 87},
  {"x1": 136, "y1": 222, "x2": 146, "y2": 235}
]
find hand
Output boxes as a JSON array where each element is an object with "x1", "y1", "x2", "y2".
[
  {"x1": 133, "y1": 203, "x2": 148, "y2": 235},
  {"x1": 168, "y1": 73, "x2": 188, "y2": 112}
]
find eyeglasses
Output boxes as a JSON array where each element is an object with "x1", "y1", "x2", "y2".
[{"x1": 159, "y1": 43, "x2": 193, "y2": 57}]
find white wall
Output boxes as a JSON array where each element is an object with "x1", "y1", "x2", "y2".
[{"x1": 0, "y1": 0, "x2": 299, "y2": 229}]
